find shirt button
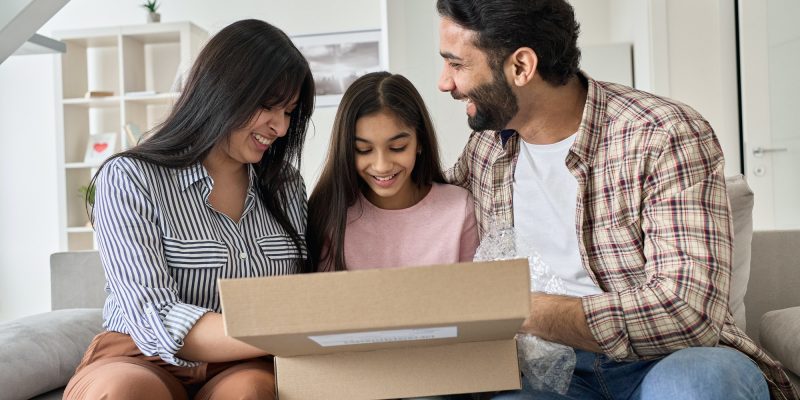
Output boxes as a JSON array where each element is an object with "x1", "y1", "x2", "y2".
[{"x1": 239, "y1": 252, "x2": 248, "y2": 259}]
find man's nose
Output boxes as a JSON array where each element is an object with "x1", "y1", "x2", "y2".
[{"x1": 438, "y1": 67, "x2": 454, "y2": 92}]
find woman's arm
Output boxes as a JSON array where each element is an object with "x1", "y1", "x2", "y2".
[{"x1": 177, "y1": 313, "x2": 268, "y2": 362}]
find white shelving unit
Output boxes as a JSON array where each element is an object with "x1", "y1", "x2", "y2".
[{"x1": 54, "y1": 22, "x2": 208, "y2": 250}]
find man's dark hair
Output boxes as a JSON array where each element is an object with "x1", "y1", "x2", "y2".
[{"x1": 437, "y1": 0, "x2": 581, "y2": 86}]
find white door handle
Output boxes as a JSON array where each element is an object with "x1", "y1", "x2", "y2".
[{"x1": 752, "y1": 146, "x2": 788, "y2": 157}]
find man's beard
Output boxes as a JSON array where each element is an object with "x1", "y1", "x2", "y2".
[{"x1": 461, "y1": 70, "x2": 519, "y2": 132}]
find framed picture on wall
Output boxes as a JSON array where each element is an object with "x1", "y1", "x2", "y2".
[
  {"x1": 84, "y1": 132, "x2": 117, "y2": 165},
  {"x1": 292, "y1": 29, "x2": 386, "y2": 107}
]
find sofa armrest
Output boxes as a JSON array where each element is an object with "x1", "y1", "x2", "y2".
[
  {"x1": 0, "y1": 309, "x2": 103, "y2": 400},
  {"x1": 760, "y1": 306, "x2": 800, "y2": 378}
]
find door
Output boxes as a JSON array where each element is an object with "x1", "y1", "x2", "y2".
[{"x1": 739, "y1": 0, "x2": 800, "y2": 230}]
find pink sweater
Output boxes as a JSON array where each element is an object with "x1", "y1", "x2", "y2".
[{"x1": 343, "y1": 183, "x2": 479, "y2": 270}]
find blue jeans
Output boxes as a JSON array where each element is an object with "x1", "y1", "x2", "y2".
[{"x1": 493, "y1": 347, "x2": 768, "y2": 400}]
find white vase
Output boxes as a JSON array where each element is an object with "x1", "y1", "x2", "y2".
[{"x1": 147, "y1": 12, "x2": 160, "y2": 23}]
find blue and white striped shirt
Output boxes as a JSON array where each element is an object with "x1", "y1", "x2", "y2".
[{"x1": 93, "y1": 156, "x2": 307, "y2": 367}]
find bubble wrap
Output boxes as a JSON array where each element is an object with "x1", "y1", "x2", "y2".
[{"x1": 474, "y1": 220, "x2": 576, "y2": 395}]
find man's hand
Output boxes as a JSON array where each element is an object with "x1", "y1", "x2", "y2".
[{"x1": 520, "y1": 292, "x2": 603, "y2": 353}]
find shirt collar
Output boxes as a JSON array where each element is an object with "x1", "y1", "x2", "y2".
[
  {"x1": 177, "y1": 163, "x2": 208, "y2": 191},
  {"x1": 491, "y1": 72, "x2": 604, "y2": 158},
  {"x1": 569, "y1": 71, "x2": 606, "y2": 166},
  {"x1": 499, "y1": 129, "x2": 517, "y2": 147},
  {"x1": 176, "y1": 162, "x2": 258, "y2": 192}
]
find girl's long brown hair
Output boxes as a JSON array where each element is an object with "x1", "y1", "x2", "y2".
[{"x1": 307, "y1": 72, "x2": 445, "y2": 272}]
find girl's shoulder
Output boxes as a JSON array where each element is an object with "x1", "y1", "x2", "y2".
[{"x1": 429, "y1": 182, "x2": 473, "y2": 204}]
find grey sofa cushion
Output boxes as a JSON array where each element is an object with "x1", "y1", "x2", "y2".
[
  {"x1": 50, "y1": 251, "x2": 106, "y2": 310},
  {"x1": 760, "y1": 306, "x2": 800, "y2": 377},
  {"x1": 744, "y1": 230, "x2": 800, "y2": 342},
  {"x1": 726, "y1": 175, "x2": 754, "y2": 331},
  {"x1": 0, "y1": 308, "x2": 103, "y2": 400}
]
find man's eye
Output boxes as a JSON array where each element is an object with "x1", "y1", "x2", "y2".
[{"x1": 449, "y1": 62, "x2": 462, "y2": 70}]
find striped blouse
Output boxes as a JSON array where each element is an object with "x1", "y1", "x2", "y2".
[{"x1": 93, "y1": 157, "x2": 307, "y2": 367}]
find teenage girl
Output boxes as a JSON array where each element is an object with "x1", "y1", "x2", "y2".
[{"x1": 308, "y1": 71, "x2": 478, "y2": 272}]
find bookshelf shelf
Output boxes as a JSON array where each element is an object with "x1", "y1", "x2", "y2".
[{"x1": 54, "y1": 22, "x2": 208, "y2": 251}]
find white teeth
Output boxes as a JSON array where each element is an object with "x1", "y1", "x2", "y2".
[
  {"x1": 253, "y1": 133, "x2": 272, "y2": 145},
  {"x1": 373, "y1": 173, "x2": 397, "y2": 181}
]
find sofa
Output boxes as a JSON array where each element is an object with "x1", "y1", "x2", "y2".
[{"x1": 0, "y1": 176, "x2": 798, "y2": 399}]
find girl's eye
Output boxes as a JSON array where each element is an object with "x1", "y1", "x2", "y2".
[
  {"x1": 355, "y1": 148, "x2": 371, "y2": 154},
  {"x1": 390, "y1": 146, "x2": 407, "y2": 153}
]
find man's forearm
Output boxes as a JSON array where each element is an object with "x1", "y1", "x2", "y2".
[{"x1": 519, "y1": 292, "x2": 602, "y2": 353}]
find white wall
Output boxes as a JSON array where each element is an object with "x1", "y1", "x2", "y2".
[
  {"x1": 0, "y1": 0, "x2": 743, "y2": 321},
  {"x1": 664, "y1": 0, "x2": 740, "y2": 177},
  {"x1": 0, "y1": 54, "x2": 60, "y2": 321}
]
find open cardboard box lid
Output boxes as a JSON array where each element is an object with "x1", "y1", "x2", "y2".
[{"x1": 219, "y1": 259, "x2": 530, "y2": 357}]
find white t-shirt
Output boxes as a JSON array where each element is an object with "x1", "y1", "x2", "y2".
[{"x1": 513, "y1": 134, "x2": 603, "y2": 297}]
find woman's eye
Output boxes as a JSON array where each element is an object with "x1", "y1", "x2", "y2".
[
  {"x1": 390, "y1": 146, "x2": 407, "y2": 153},
  {"x1": 355, "y1": 148, "x2": 371, "y2": 154}
]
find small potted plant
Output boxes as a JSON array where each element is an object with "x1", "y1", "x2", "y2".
[
  {"x1": 78, "y1": 185, "x2": 96, "y2": 226},
  {"x1": 142, "y1": 0, "x2": 160, "y2": 23}
]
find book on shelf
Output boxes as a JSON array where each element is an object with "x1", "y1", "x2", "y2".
[
  {"x1": 84, "y1": 90, "x2": 114, "y2": 98},
  {"x1": 124, "y1": 123, "x2": 144, "y2": 146}
]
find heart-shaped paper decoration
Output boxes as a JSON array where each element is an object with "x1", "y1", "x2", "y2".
[{"x1": 93, "y1": 142, "x2": 108, "y2": 153}]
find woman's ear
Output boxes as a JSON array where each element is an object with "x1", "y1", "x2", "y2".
[{"x1": 507, "y1": 47, "x2": 538, "y2": 87}]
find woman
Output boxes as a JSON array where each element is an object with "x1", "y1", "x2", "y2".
[
  {"x1": 65, "y1": 19, "x2": 314, "y2": 400},
  {"x1": 308, "y1": 72, "x2": 478, "y2": 272}
]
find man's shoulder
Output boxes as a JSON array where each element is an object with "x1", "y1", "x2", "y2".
[
  {"x1": 460, "y1": 130, "x2": 505, "y2": 159},
  {"x1": 596, "y1": 80, "x2": 708, "y2": 130}
]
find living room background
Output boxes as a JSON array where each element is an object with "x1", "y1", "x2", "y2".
[{"x1": 0, "y1": 0, "x2": 742, "y2": 321}]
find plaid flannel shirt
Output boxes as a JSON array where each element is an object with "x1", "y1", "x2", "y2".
[{"x1": 446, "y1": 74, "x2": 798, "y2": 400}]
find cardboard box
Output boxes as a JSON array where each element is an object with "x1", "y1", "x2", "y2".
[{"x1": 219, "y1": 259, "x2": 531, "y2": 399}]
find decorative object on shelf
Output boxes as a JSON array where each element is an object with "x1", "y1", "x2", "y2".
[
  {"x1": 84, "y1": 132, "x2": 117, "y2": 165},
  {"x1": 142, "y1": 0, "x2": 160, "y2": 23},
  {"x1": 78, "y1": 185, "x2": 95, "y2": 207},
  {"x1": 84, "y1": 90, "x2": 114, "y2": 98},
  {"x1": 291, "y1": 29, "x2": 385, "y2": 107},
  {"x1": 124, "y1": 122, "x2": 144, "y2": 146},
  {"x1": 78, "y1": 184, "x2": 96, "y2": 227}
]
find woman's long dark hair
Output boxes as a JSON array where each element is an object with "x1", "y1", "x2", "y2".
[
  {"x1": 86, "y1": 19, "x2": 315, "y2": 272},
  {"x1": 307, "y1": 72, "x2": 445, "y2": 272}
]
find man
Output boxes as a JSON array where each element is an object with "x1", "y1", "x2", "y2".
[{"x1": 438, "y1": 0, "x2": 798, "y2": 399}]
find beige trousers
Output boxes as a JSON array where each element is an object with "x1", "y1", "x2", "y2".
[{"x1": 64, "y1": 331, "x2": 275, "y2": 400}]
